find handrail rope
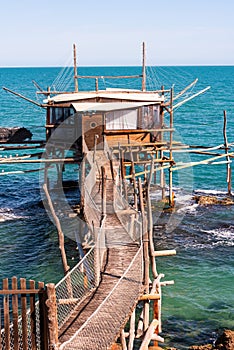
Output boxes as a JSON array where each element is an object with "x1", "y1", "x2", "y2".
[
  {"x1": 60, "y1": 244, "x2": 143, "y2": 349},
  {"x1": 84, "y1": 184, "x2": 102, "y2": 213},
  {"x1": 55, "y1": 247, "x2": 95, "y2": 289}
]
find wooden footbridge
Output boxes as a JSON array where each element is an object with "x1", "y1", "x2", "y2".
[{"x1": 0, "y1": 141, "x2": 175, "y2": 350}]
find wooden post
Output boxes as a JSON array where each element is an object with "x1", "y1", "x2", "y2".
[
  {"x1": 146, "y1": 160, "x2": 158, "y2": 278},
  {"x1": 29, "y1": 279, "x2": 37, "y2": 350},
  {"x1": 169, "y1": 87, "x2": 174, "y2": 161},
  {"x1": 38, "y1": 282, "x2": 48, "y2": 350},
  {"x1": 46, "y1": 284, "x2": 59, "y2": 350},
  {"x1": 43, "y1": 168, "x2": 70, "y2": 275},
  {"x1": 128, "y1": 308, "x2": 136, "y2": 350},
  {"x1": 95, "y1": 78, "x2": 99, "y2": 92},
  {"x1": 120, "y1": 148, "x2": 128, "y2": 201},
  {"x1": 130, "y1": 148, "x2": 138, "y2": 209},
  {"x1": 3, "y1": 278, "x2": 10, "y2": 350},
  {"x1": 120, "y1": 329, "x2": 127, "y2": 350},
  {"x1": 12, "y1": 277, "x2": 19, "y2": 350},
  {"x1": 169, "y1": 167, "x2": 174, "y2": 207},
  {"x1": 139, "y1": 319, "x2": 159, "y2": 350},
  {"x1": 101, "y1": 166, "x2": 106, "y2": 221},
  {"x1": 142, "y1": 42, "x2": 146, "y2": 91},
  {"x1": 138, "y1": 178, "x2": 150, "y2": 331},
  {"x1": 73, "y1": 43, "x2": 78, "y2": 92},
  {"x1": 223, "y1": 110, "x2": 232, "y2": 195},
  {"x1": 20, "y1": 278, "x2": 28, "y2": 350},
  {"x1": 160, "y1": 157, "x2": 165, "y2": 200}
]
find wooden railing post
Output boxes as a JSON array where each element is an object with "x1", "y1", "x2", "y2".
[
  {"x1": 101, "y1": 166, "x2": 106, "y2": 220},
  {"x1": 29, "y1": 279, "x2": 37, "y2": 350},
  {"x1": 46, "y1": 284, "x2": 59, "y2": 350},
  {"x1": 20, "y1": 278, "x2": 28, "y2": 350},
  {"x1": 3, "y1": 278, "x2": 10, "y2": 350},
  {"x1": 12, "y1": 277, "x2": 19, "y2": 350},
  {"x1": 39, "y1": 282, "x2": 49, "y2": 350}
]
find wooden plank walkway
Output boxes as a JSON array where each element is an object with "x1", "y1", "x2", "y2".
[{"x1": 59, "y1": 151, "x2": 143, "y2": 349}]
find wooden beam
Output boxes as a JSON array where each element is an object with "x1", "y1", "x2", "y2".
[
  {"x1": 153, "y1": 249, "x2": 176, "y2": 257},
  {"x1": 139, "y1": 294, "x2": 160, "y2": 301},
  {"x1": 139, "y1": 319, "x2": 159, "y2": 350}
]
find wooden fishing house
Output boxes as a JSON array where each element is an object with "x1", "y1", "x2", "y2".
[{"x1": 3, "y1": 43, "x2": 229, "y2": 350}]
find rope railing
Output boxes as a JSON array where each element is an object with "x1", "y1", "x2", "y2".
[
  {"x1": 60, "y1": 245, "x2": 143, "y2": 350},
  {"x1": 55, "y1": 247, "x2": 96, "y2": 330}
]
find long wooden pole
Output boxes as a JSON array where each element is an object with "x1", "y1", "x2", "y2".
[
  {"x1": 101, "y1": 166, "x2": 107, "y2": 222},
  {"x1": 73, "y1": 44, "x2": 78, "y2": 92},
  {"x1": 142, "y1": 42, "x2": 146, "y2": 91},
  {"x1": 223, "y1": 110, "x2": 232, "y2": 195},
  {"x1": 128, "y1": 307, "x2": 136, "y2": 350},
  {"x1": 138, "y1": 178, "x2": 149, "y2": 331},
  {"x1": 130, "y1": 147, "x2": 138, "y2": 209},
  {"x1": 46, "y1": 283, "x2": 59, "y2": 350},
  {"x1": 168, "y1": 87, "x2": 174, "y2": 206},
  {"x1": 43, "y1": 168, "x2": 70, "y2": 275},
  {"x1": 146, "y1": 160, "x2": 158, "y2": 278}
]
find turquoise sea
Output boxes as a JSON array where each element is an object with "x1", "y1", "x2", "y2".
[{"x1": 0, "y1": 65, "x2": 233, "y2": 349}]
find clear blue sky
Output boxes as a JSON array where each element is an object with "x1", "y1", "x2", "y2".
[{"x1": 1, "y1": 0, "x2": 234, "y2": 66}]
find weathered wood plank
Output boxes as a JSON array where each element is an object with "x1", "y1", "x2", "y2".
[
  {"x1": 3, "y1": 278, "x2": 10, "y2": 350},
  {"x1": 29, "y1": 280, "x2": 37, "y2": 350},
  {"x1": 12, "y1": 277, "x2": 19, "y2": 350},
  {"x1": 20, "y1": 278, "x2": 28, "y2": 350}
]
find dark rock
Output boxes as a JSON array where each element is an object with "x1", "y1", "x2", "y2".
[
  {"x1": 215, "y1": 330, "x2": 234, "y2": 350},
  {"x1": 0, "y1": 127, "x2": 32, "y2": 142}
]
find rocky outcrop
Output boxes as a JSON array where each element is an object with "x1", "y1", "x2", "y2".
[
  {"x1": 193, "y1": 195, "x2": 234, "y2": 206},
  {"x1": 215, "y1": 330, "x2": 234, "y2": 350},
  {"x1": 0, "y1": 127, "x2": 32, "y2": 142},
  {"x1": 189, "y1": 330, "x2": 234, "y2": 350}
]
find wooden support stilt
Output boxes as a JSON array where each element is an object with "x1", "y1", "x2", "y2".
[
  {"x1": 120, "y1": 329, "x2": 127, "y2": 350},
  {"x1": 139, "y1": 319, "x2": 159, "y2": 350},
  {"x1": 101, "y1": 166, "x2": 107, "y2": 221},
  {"x1": 160, "y1": 152, "x2": 165, "y2": 200},
  {"x1": 128, "y1": 308, "x2": 136, "y2": 350},
  {"x1": 130, "y1": 147, "x2": 138, "y2": 209},
  {"x1": 138, "y1": 178, "x2": 150, "y2": 331},
  {"x1": 146, "y1": 159, "x2": 158, "y2": 278},
  {"x1": 169, "y1": 167, "x2": 174, "y2": 207},
  {"x1": 223, "y1": 110, "x2": 232, "y2": 195},
  {"x1": 46, "y1": 283, "x2": 59, "y2": 350},
  {"x1": 43, "y1": 168, "x2": 70, "y2": 275},
  {"x1": 136, "y1": 309, "x2": 144, "y2": 338}
]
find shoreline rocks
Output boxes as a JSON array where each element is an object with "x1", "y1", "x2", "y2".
[
  {"x1": 188, "y1": 330, "x2": 234, "y2": 350},
  {"x1": 193, "y1": 195, "x2": 234, "y2": 206}
]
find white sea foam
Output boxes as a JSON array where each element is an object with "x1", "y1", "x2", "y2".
[
  {"x1": 194, "y1": 188, "x2": 231, "y2": 196},
  {"x1": 177, "y1": 203, "x2": 199, "y2": 214},
  {"x1": 0, "y1": 208, "x2": 25, "y2": 222},
  {"x1": 201, "y1": 226, "x2": 234, "y2": 246}
]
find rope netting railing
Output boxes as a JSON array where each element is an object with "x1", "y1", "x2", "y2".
[
  {"x1": 55, "y1": 247, "x2": 96, "y2": 330},
  {"x1": 60, "y1": 245, "x2": 143, "y2": 350}
]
